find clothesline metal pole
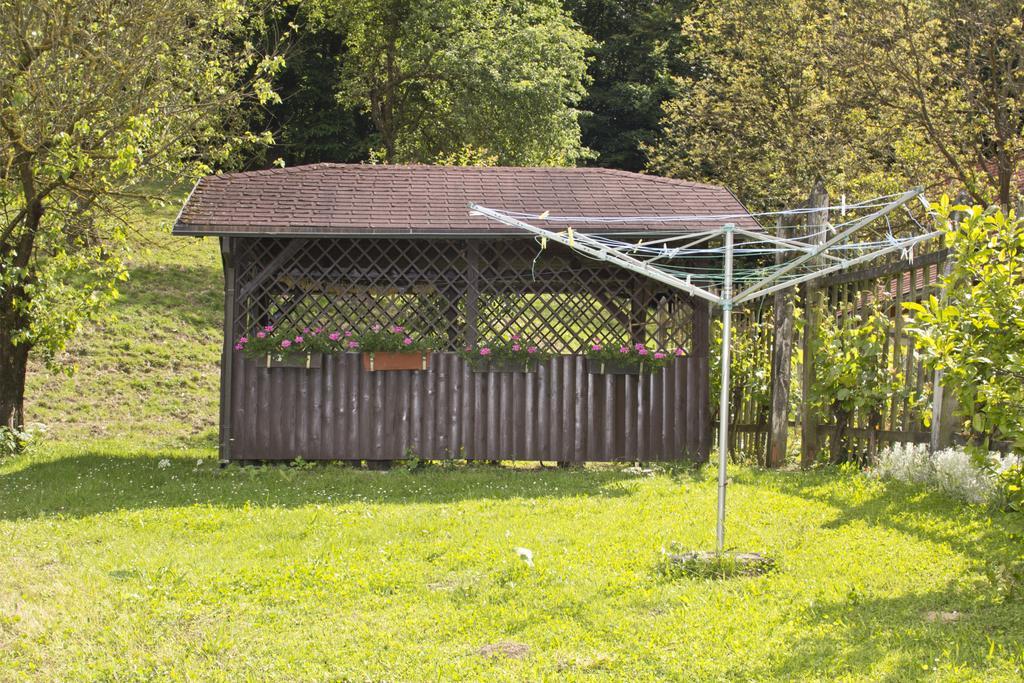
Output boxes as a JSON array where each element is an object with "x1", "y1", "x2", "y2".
[
  {"x1": 716, "y1": 223, "x2": 735, "y2": 554},
  {"x1": 468, "y1": 203, "x2": 724, "y2": 306}
]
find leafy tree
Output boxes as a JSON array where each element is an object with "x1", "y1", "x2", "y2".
[
  {"x1": 842, "y1": 0, "x2": 1024, "y2": 209},
  {"x1": 905, "y1": 199, "x2": 1024, "y2": 453},
  {"x1": 647, "y1": 0, "x2": 911, "y2": 209},
  {"x1": 0, "y1": 0, "x2": 281, "y2": 431},
  {"x1": 242, "y1": 5, "x2": 377, "y2": 167},
  {"x1": 565, "y1": 0, "x2": 693, "y2": 171},
  {"x1": 650, "y1": 0, "x2": 1024, "y2": 209},
  {"x1": 309, "y1": 0, "x2": 592, "y2": 165}
]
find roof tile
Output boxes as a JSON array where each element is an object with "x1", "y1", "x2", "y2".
[{"x1": 173, "y1": 163, "x2": 757, "y2": 236}]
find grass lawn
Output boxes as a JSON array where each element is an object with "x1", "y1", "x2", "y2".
[
  {"x1": 1, "y1": 445, "x2": 1022, "y2": 681},
  {"x1": 3, "y1": 192, "x2": 1022, "y2": 681}
]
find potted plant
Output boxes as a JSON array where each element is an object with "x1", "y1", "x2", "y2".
[
  {"x1": 358, "y1": 325, "x2": 438, "y2": 371},
  {"x1": 584, "y1": 339, "x2": 682, "y2": 375},
  {"x1": 235, "y1": 325, "x2": 330, "y2": 368},
  {"x1": 461, "y1": 336, "x2": 549, "y2": 373}
]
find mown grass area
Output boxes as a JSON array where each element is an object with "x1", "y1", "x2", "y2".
[
  {"x1": 0, "y1": 446, "x2": 1022, "y2": 681},
  {"x1": 25, "y1": 194, "x2": 223, "y2": 448},
  {"x1": 5, "y1": 195, "x2": 1022, "y2": 681}
]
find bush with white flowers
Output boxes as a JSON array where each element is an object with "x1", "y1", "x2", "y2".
[{"x1": 871, "y1": 442, "x2": 1021, "y2": 505}]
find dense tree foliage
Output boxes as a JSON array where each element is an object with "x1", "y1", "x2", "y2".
[
  {"x1": 307, "y1": 0, "x2": 592, "y2": 165},
  {"x1": 649, "y1": 0, "x2": 1024, "y2": 209},
  {"x1": 565, "y1": 0, "x2": 692, "y2": 171},
  {"x1": 0, "y1": 0, "x2": 281, "y2": 429}
]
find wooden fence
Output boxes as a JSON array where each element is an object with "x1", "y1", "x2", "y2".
[
  {"x1": 228, "y1": 352, "x2": 711, "y2": 463},
  {"x1": 727, "y1": 248, "x2": 949, "y2": 464}
]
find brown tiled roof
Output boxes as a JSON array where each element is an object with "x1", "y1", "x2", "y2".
[{"x1": 172, "y1": 163, "x2": 757, "y2": 237}]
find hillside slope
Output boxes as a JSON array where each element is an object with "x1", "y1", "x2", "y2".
[{"x1": 25, "y1": 197, "x2": 223, "y2": 447}]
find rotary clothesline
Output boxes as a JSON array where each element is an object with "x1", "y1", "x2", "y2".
[{"x1": 468, "y1": 186, "x2": 940, "y2": 555}]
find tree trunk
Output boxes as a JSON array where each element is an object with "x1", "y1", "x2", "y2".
[{"x1": 0, "y1": 315, "x2": 29, "y2": 430}]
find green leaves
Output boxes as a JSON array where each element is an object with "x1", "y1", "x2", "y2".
[
  {"x1": 312, "y1": 0, "x2": 591, "y2": 165},
  {"x1": 905, "y1": 201, "x2": 1024, "y2": 452}
]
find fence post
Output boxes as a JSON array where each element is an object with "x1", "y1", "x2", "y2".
[
  {"x1": 767, "y1": 216, "x2": 794, "y2": 467},
  {"x1": 800, "y1": 180, "x2": 829, "y2": 468},
  {"x1": 929, "y1": 244, "x2": 959, "y2": 451}
]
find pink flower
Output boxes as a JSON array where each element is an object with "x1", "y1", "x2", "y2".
[
  {"x1": 302, "y1": 327, "x2": 310, "y2": 333},
  {"x1": 619, "y1": 346, "x2": 630, "y2": 354},
  {"x1": 675, "y1": 347, "x2": 686, "y2": 357},
  {"x1": 371, "y1": 324, "x2": 382, "y2": 332},
  {"x1": 281, "y1": 339, "x2": 292, "y2": 349},
  {"x1": 315, "y1": 326, "x2": 323, "y2": 334},
  {"x1": 403, "y1": 337, "x2": 413, "y2": 346},
  {"x1": 294, "y1": 335, "x2": 304, "y2": 344},
  {"x1": 511, "y1": 334, "x2": 521, "y2": 341},
  {"x1": 654, "y1": 352, "x2": 666, "y2": 360},
  {"x1": 591, "y1": 343, "x2": 603, "y2": 351},
  {"x1": 344, "y1": 330, "x2": 353, "y2": 337},
  {"x1": 634, "y1": 343, "x2": 645, "y2": 351},
  {"x1": 527, "y1": 346, "x2": 537, "y2": 354},
  {"x1": 264, "y1": 325, "x2": 274, "y2": 332},
  {"x1": 328, "y1": 332, "x2": 341, "y2": 341},
  {"x1": 256, "y1": 331, "x2": 266, "y2": 339},
  {"x1": 238, "y1": 336, "x2": 248, "y2": 344},
  {"x1": 511, "y1": 343, "x2": 521, "y2": 351},
  {"x1": 348, "y1": 340, "x2": 359, "y2": 349},
  {"x1": 479, "y1": 347, "x2": 492, "y2": 356},
  {"x1": 391, "y1": 325, "x2": 405, "y2": 334},
  {"x1": 233, "y1": 343, "x2": 243, "y2": 351},
  {"x1": 637, "y1": 348, "x2": 649, "y2": 356}
]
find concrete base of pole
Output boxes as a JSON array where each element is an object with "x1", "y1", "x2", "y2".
[{"x1": 667, "y1": 550, "x2": 774, "y2": 579}]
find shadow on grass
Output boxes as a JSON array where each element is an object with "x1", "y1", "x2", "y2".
[
  {"x1": 759, "y1": 467, "x2": 1020, "y2": 562},
  {"x1": 0, "y1": 452, "x2": 639, "y2": 520},
  {"x1": 754, "y1": 585, "x2": 1024, "y2": 681}
]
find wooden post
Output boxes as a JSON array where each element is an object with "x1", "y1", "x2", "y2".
[
  {"x1": 219, "y1": 236, "x2": 235, "y2": 463},
  {"x1": 800, "y1": 180, "x2": 829, "y2": 468},
  {"x1": 930, "y1": 242, "x2": 959, "y2": 451},
  {"x1": 767, "y1": 217, "x2": 794, "y2": 467},
  {"x1": 465, "y1": 240, "x2": 480, "y2": 346}
]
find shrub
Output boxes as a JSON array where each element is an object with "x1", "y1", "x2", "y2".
[
  {"x1": 872, "y1": 442, "x2": 1022, "y2": 506},
  {"x1": 812, "y1": 306, "x2": 908, "y2": 463},
  {"x1": 0, "y1": 423, "x2": 46, "y2": 458},
  {"x1": 904, "y1": 199, "x2": 1024, "y2": 453}
]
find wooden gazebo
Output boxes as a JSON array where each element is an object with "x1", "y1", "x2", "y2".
[{"x1": 173, "y1": 164, "x2": 757, "y2": 465}]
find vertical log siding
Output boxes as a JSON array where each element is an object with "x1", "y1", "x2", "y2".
[{"x1": 229, "y1": 352, "x2": 709, "y2": 462}]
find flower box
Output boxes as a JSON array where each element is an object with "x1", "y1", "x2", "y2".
[
  {"x1": 362, "y1": 351, "x2": 430, "y2": 372},
  {"x1": 265, "y1": 352, "x2": 322, "y2": 369},
  {"x1": 586, "y1": 357, "x2": 643, "y2": 375},
  {"x1": 471, "y1": 358, "x2": 540, "y2": 373}
]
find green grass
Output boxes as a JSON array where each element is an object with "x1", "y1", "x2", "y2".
[
  {"x1": 25, "y1": 195, "x2": 223, "y2": 448},
  {"x1": 0, "y1": 447, "x2": 1021, "y2": 681},
  {"x1": 4, "y1": 194, "x2": 1022, "y2": 681}
]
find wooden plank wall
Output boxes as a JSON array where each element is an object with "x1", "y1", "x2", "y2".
[{"x1": 229, "y1": 352, "x2": 710, "y2": 462}]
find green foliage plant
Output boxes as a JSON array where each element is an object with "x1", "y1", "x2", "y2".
[
  {"x1": 904, "y1": 199, "x2": 1024, "y2": 454},
  {"x1": 811, "y1": 306, "x2": 906, "y2": 463},
  {"x1": 0, "y1": 0, "x2": 285, "y2": 432}
]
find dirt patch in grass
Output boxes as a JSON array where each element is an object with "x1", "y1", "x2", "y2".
[{"x1": 477, "y1": 640, "x2": 531, "y2": 660}]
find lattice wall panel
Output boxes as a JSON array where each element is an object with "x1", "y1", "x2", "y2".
[{"x1": 231, "y1": 237, "x2": 696, "y2": 354}]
